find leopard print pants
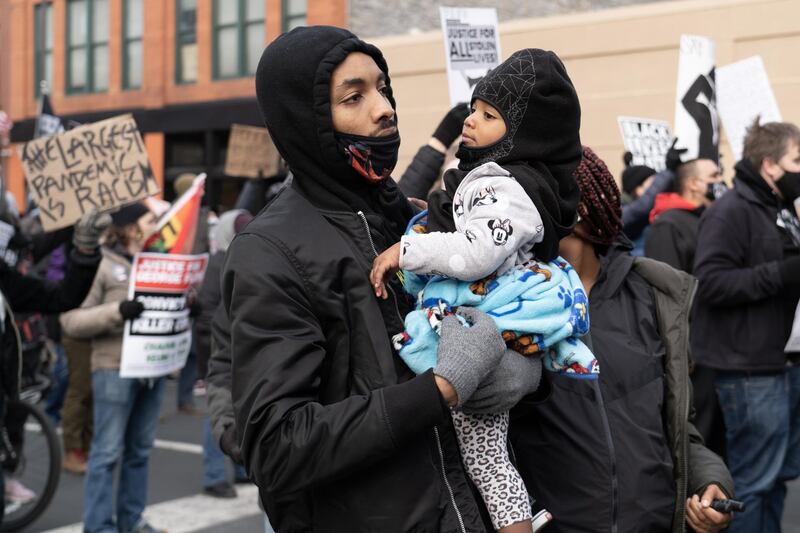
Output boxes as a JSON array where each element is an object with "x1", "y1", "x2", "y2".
[{"x1": 451, "y1": 410, "x2": 533, "y2": 530}]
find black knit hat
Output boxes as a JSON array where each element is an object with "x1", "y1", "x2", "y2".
[
  {"x1": 110, "y1": 202, "x2": 149, "y2": 227},
  {"x1": 456, "y1": 48, "x2": 582, "y2": 174},
  {"x1": 621, "y1": 165, "x2": 656, "y2": 195}
]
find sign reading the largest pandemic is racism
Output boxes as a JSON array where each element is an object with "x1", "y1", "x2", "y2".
[
  {"x1": 440, "y1": 7, "x2": 501, "y2": 106},
  {"x1": 17, "y1": 114, "x2": 160, "y2": 231},
  {"x1": 120, "y1": 252, "x2": 208, "y2": 378}
]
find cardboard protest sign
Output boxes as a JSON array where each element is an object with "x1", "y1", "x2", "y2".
[
  {"x1": 716, "y1": 56, "x2": 782, "y2": 162},
  {"x1": 120, "y1": 253, "x2": 208, "y2": 378},
  {"x1": 439, "y1": 7, "x2": 501, "y2": 106},
  {"x1": 224, "y1": 124, "x2": 280, "y2": 179},
  {"x1": 17, "y1": 114, "x2": 160, "y2": 232},
  {"x1": 617, "y1": 117, "x2": 672, "y2": 172},
  {"x1": 673, "y1": 35, "x2": 719, "y2": 163}
]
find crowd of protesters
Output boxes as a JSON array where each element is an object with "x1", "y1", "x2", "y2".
[{"x1": 0, "y1": 23, "x2": 799, "y2": 533}]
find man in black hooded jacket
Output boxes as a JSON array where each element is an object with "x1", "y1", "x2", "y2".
[
  {"x1": 220, "y1": 26, "x2": 539, "y2": 531},
  {"x1": 692, "y1": 120, "x2": 800, "y2": 532}
]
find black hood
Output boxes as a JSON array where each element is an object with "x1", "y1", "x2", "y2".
[
  {"x1": 429, "y1": 49, "x2": 582, "y2": 261},
  {"x1": 255, "y1": 26, "x2": 412, "y2": 232}
]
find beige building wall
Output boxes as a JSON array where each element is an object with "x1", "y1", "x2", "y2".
[{"x1": 373, "y1": 0, "x2": 800, "y2": 183}]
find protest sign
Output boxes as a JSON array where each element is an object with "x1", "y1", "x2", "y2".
[
  {"x1": 439, "y1": 7, "x2": 501, "y2": 106},
  {"x1": 0, "y1": 221, "x2": 18, "y2": 267},
  {"x1": 224, "y1": 124, "x2": 280, "y2": 179},
  {"x1": 716, "y1": 56, "x2": 782, "y2": 162},
  {"x1": 120, "y1": 253, "x2": 208, "y2": 378},
  {"x1": 617, "y1": 116, "x2": 672, "y2": 171},
  {"x1": 17, "y1": 114, "x2": 160, "y2": 232},
  {"x1": 673, "y1": 35, "x2": 719, "y2": 163}
]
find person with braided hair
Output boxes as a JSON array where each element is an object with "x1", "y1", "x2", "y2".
[
  {"x1": 510, "y1": 146, "x2": 733, "y2": 533},
  {"x1": 371, "y1": 48, "x2": 597, "y2": 533}
]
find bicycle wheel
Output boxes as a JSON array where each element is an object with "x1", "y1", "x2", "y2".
[{"x1": 0, "y1": 401, "x2": 61, "y2": 532}]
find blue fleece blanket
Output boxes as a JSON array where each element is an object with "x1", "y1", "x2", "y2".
[{"x1": 393, "y1": 212, "x2": 599, "y2": 380}]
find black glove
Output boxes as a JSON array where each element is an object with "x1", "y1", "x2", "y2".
[
  {"x1": 189, "y1": 300, "x2": 202, "y2": 318},
  {"x1": 73, "y1": 208, "x2": 112, "y2": 251},
  {"x1": 780, "y1": 255, "x2": 800, "y2": 288},
  {"x1": 220, "y1": 424, "x2": 243, "y2": 465},
  {"x1": 665, "y1": 138, "x2": 688, "y2": 173},
  {"x1": 118, "y1": 300, "x2": 145, "y2": 320},
  {"x1": 432, "y1": 103, "x2": 470, "y2": 147}
]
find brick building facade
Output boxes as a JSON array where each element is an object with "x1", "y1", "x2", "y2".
[{"x1": 0, "y1": 0, "x2": 346, "y2": 211}]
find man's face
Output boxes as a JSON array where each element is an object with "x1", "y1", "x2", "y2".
[
  {"x1": 774, "y1": 140, "x2": 800, "y2": 179},
  {"x1": 330, "y1": 52, "x2": 396, "y2": 138},
  {"x1": 686, "y1": 159, "x2": 722, "y2": 205}
]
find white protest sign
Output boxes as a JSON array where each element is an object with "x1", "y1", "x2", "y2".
[
  {"x1": 674, "y1": 35, "x2": 719, "y2": 162},
  {"x1": 716, "y1": 56, "x2": 782, "y2": 162},
  {"x1": 786, "y1": 301, "x2": 800, "y2": 353},
  {"x1": 120, "y1": 253, "x2": 208, "y2": 378},
  {"x1": 0, "y1": 221, "x2": 18, "y2": 267},
  {"x1": 617, "y1": 116, "x2": 672, "y2": 172},
  {"x1": 440, "y1": 7, "x2": 501, "y2": 106}
]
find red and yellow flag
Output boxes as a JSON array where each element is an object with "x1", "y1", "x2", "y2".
[{"x1": 143, "y1": 174, "x2": 206, "y2": 254}]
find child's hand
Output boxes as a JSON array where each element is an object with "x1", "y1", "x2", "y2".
[{"x1": 370, "y1": 242, "x2": 402, "y2": 300}]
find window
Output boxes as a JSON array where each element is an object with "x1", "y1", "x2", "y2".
[
  {"x1": 34, "y1": 2, "x2": 54, "y2": 97},
  {"x1": 175, "y1": 0, "x2": 197, "y2": 84},
  {"x1": 282, "y1": 0, "x2": 306, "y2": 32},
  {"x1": 66, "y1": 0, "x2": 109, "y2": 93},
  {"x1": 122, "y1": 0, "x2": 142, "y2": 89},
  {"x1": 213, "y1": 0, "x2": 264, "y2": 79}
]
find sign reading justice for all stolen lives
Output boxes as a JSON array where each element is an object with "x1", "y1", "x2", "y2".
[{"x1": 17, "y1": 114, "x2": 160, "y2": 231}]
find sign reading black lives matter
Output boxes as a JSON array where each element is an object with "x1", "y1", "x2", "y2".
[
  {"x1": 17, "y1": 114, "x2": 160, "y2": 231},
  {"x1": 440, "y1": 7, "x2": 501, "y2": 106},
  {"x1": 617, "y1": 116, "x2": 673, "y2": 172}
]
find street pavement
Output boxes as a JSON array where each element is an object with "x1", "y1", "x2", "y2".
[
  {"x1": 16, "y1": 380, "x2": 800, "y2": 532},
  {"x1": 24, "y1": 381, "x2": 263, "y2": 533}
]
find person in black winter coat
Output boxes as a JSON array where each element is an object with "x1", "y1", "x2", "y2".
[
  {"x1": 510, "y1": 147, "x2": 733, "y2": 533},
  {"x1": 220, "y1": 26, "x2": 533, "y2": 532},
  {"x1": 692, "y1": 120, "x2": 800, "y2": 533},
  {"x1": 0, "y1": 209, "x2": 108, "y2": 526},
  {"x1": 645, "y1": 158, "x2": 727, "y2": 459}
]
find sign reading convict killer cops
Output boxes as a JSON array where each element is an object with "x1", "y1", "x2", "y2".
[
  {"x1": 673, "y1": 35, "x2": 719, "y2": 163},
  {"x1": 120, "y1": 253, "x2": 208, "y2": 378},
  {"x1": 224, "y1": 124, "x2": 280, "y2": 179},
  {"x1": 17, "y1": 114, "x2": 160, "y2": 232},
  {"x1": 440, "y1": 7, "x2": 501, "y2": 106},
  {"x1": 617, "y1": 116, "x2": 672, "y2": 172}
]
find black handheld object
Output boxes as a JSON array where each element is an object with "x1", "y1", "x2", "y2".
[{"x1": 710, "y1": 499, "x2": 745, "y2": 513}]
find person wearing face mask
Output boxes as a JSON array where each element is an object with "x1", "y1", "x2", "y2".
[
  {"x1": 692, "y1": 119, "x2": 800, "y2": 533},
  {"x1": 220, "y1": 26, "x2": 533, "y2": 532},
  {"x1": 645, "y1": 158, "x2": 725, "y2": 274}
]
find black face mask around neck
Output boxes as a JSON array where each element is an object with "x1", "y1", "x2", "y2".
[
  {"x1": 776, "y1": 169, "x2": 800, "y2": 204},
  {"x1": 335, "y1": 131, "x2": 401, "y2": 183}
]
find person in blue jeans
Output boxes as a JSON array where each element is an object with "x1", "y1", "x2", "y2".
[
  {"x1": 692, "y1": 120, "x2": 800, "y2": 532},
  {"x1": 60, "y1": 203, "x2": 167, "y2": 533}
]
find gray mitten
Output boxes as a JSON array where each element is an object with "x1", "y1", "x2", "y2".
[
  {"x1": 462, "y1": 350, "x2": 542, "y2": 414},
  {"x1": 434, "y1": 306, "x2": 506, "y2": 408},
  {"x1": 73, "y1": 208, "x2": 112, "y2": 251}
]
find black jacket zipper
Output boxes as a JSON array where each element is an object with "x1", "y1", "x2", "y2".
[{"x1": 355, "y1": 210, "x2": 467, "y2": 533}]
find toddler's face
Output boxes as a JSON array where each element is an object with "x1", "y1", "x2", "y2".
[{"x1": 461, "y1": 99, "x2": 507, "y2": 148}]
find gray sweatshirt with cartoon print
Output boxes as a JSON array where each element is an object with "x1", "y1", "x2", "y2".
[{"x1": 400, "y1": 162, "x2": 544, "y2": 281}]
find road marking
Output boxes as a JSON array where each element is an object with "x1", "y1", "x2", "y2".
[
  {"x1": 41, "y1": 484, "x2": 261, "y2": 533},
  {"x1": 153, "y1": 438, "x2": 203, "y2": 455},
  {"x1": 25, "y1": 421, "x2": 203, "y2": 455}
]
